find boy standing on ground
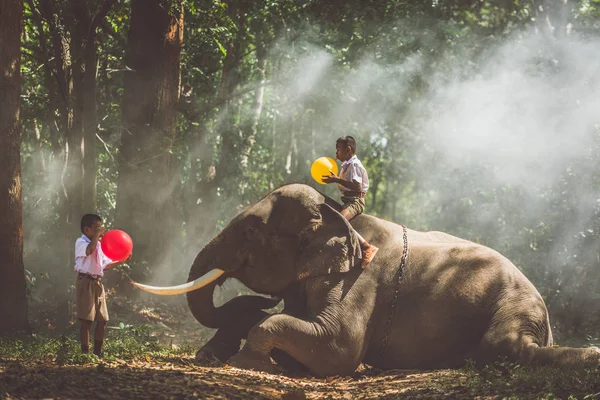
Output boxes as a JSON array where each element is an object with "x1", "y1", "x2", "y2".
[
  {"x1": 74, "y1": 214, "x2": 127, "y2": 356},
  {"x1": 322, "y1": 135, "x2": 379, "y2": 268}
]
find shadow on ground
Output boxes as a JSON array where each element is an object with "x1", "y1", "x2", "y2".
[{"x1": 0, "y1": 357, "x2": 472, "y2": 399}]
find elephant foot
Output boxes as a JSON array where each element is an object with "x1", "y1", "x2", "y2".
[
  {"x1": 195, "y1": 332, "x2": 242, "y2": 364},
  {"x1": 195, "y1": 345, "x2": 224, "y2": 364},
  {"x1": 271, "y1": 349, "x2": 311, "y2": 375},
  {"x1": 584, "y1": 346, "x2": 600, "y2": 365},
  {"x1": 228, "y1": 349, "x2": 283, "y2": 375}
]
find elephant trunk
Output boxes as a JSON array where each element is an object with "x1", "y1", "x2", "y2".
[
  {"x1": 184, "y1": 237, "x2": 281, "y2": 329},
  {"x1": 133, "y1": 225, "x2": 281, "y2": 330},
  {"x1": 132, "y1": 237, "x2": 228, "y2": 329},
  {"x1": 185, "y1": 238, "x2": 227, "y2": 329}
]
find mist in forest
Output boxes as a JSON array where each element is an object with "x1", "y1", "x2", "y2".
[
  {"x1": 424, "y1": 37, "x2": 600, "y2": 184},
  {"x1": 271, "y1": 33, "x2": 597, "y2": 212},
  {"x1": 157, "y1": 25, "x2": 600, "y2": 310},
  {"x1": 198, "y1": 28, "x2": 595, "y2": 310},
  {"x1": 18, "y1": 15, "x2": 600, "y2": 325}
]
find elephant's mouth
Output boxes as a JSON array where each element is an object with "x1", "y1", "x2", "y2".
[{"x1": 132, "y1": 268, "x2": 226, "y2": 295}]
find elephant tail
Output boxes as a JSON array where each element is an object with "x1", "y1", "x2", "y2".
[{"x1": 544, "y1": 316, "x2": 553, "y2": 347}]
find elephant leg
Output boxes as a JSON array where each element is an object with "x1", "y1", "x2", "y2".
[
  {"x1": 196, "y1": 308, "x2": 273, "y2": 363},
  {"x1": 473, "y1": 309, "x2": 600, "y2": 367},
  {"x1": 196, "y1": 328, "x2": 242, "y2": 362},
  {"x1": 270, "y1": 349, "x2": 312, "y2": 375},
  {"x1": 474, "y1": 334, "x2": 600, "y2": 367},
  {"x1": 228, "y1": 313, "x2": 363, "y2": 377},
  {"x1": 521, "y1": 343, "x2": 600, "y2": 366},
  {"x1": 475, "y1": 331, "x2": 600, "y2": 367}
]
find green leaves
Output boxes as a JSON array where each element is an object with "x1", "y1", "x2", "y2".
[{"x1": 214, "y1": 38, "x2": 227, "y2": 57}]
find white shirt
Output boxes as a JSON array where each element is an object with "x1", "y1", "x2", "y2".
[
  {"x1": 74, "y1": 235, "x2": 113, "y2": 276},
  {"x1": 338, "y1": 155, "x2": 370, "y2": 195}
]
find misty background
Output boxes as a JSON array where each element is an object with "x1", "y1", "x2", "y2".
[{"x1": 17, "y1": 0, "x2": 600, "y2": 341}]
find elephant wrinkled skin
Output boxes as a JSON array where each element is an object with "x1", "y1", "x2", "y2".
[{"x1": 136, "y1": 183, "x2": 600, "y2": 376}]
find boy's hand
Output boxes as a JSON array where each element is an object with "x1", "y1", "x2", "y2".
[
  {"x1": 105, "y1": 253, "x2": 132, "y2": 272},
  {"x1": 322, "y1": 171, "x2": 339, "y2": 184},
  {"x1": 93, "y1": 225, "x2": 106, "y2": 241},
  {"x1": 115, "y1": 253, "x2": 132, "y2": 265}
]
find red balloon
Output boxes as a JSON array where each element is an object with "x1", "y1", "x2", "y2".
[{"x1": 101, "y1": 230, "x2": 133, "y2": 261}]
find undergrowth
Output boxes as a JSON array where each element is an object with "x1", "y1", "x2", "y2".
[
  {"x1": 3, "y1": 331, "x2": 600, "y2": 399},
  {"x1": 462, "y1": 359, "x2": 600, "y2": 399},
  {"x1": 0, "y1": 323, "x2": 195, "y2": 365}
]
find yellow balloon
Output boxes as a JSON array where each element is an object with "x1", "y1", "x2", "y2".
[{"x1": 311, "y1": 157, "x2": 339, "y2": 185}]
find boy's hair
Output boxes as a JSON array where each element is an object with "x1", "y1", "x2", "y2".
[
  {"x1": 336, "y1": 136, "x2": 356, "y2": 154},
  {"x1": 81, "y1": 214, "x2": 102, "y2": 233}
]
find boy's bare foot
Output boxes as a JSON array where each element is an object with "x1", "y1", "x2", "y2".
[{"x1": 361, "y1": 244, "x2": 379, "y2": 268}]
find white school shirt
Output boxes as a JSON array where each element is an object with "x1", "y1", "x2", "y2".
[
  {"x1": 74, "y1": 235, "x2": 113, "y2": 276},
  {"x1": 338, "y1": 155, "x2": 370, "y2": 195}
]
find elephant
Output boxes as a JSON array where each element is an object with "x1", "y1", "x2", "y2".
[{"x1": 133, "y1": 183, "x2": 600, "y2": 376}]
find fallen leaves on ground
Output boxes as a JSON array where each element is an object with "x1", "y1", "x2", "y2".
[
  {"x1": 14, "y1": 295, "x2": 600, "y2": 399},
  {"x1": 0, "y1": 357, "x2": 473, "y2": 400}
]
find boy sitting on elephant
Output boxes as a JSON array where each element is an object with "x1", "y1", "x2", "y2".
[{"x1": 322, "y1": 135, "x2": 379, "y2": 268}]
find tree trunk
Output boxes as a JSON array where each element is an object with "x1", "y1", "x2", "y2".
[
  {"x1": 38, "y1": 0, "x2": 87, "y2": 327},
  {"x1": 68, "y1": 18, "x2": 85, "y2": 226},
  {"x1": 81, "y1": 35, "x2": 98, "y2": 212},
  {"x1": 0, "y1": 0, "x2": 30, "y2": 334},
  {"x1": 117, "y1": 0, "x2": 183, "y2": 266},
  {"x1": 193, "y1": 0, "x2": 245, "y2": 243},
  {"x1": 183, "y1": 120, "x2": 211, "y2": 253},
  {"x1": 28, "y1": 0, "x2": 59, "y2": 151},
  {"x1": 39, "y1": 0, "x2": 77, "y2": 283},
  {"x1": 535, "y1": 0, "x2": 572, "y2": 38},
  {"x1": 71, "y1": 0, "x2": 116, "y2": 212},
  {"x1": 240, "y1": 40, "x2": 267, "y2": 171},
  {"x1": 70, "y1": 1, "x2": 93, "y2": 213},
  {"x1": 370, "y1": 177, "x2": 380, "y2": 213},
  {"x1": 285, "y1": 114, "x2": 298, "y2": 176}
]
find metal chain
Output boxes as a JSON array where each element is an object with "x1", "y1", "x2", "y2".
[{"x1": 381, "y1": 224, "x2": 409, "y2": 354}]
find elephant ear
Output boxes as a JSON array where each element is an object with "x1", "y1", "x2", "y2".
[{"x1": 295, "y1": 203, "x2": 362, "y2": 280}]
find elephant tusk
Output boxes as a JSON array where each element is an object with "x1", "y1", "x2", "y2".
[{"x1": 132, "y1": 269, "x2": 225, "y2": 296}]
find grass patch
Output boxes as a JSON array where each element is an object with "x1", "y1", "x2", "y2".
[
  {"x1": 0, "y1": 323, "x2": 196, "y2": 366},
  {"x1": 461, "y1": 359, "x2": 600, "y2": 399},
  {"x1": 3, "y1": 331, "x2": 600, "y2": 399}
]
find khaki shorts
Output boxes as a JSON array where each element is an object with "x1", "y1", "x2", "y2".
[
  {"x1": 76, "y1": 274, "x2": 109, "y2": 322},
  {"x1": 341, "y1": 196, "x2": 366, "y2": 219}
]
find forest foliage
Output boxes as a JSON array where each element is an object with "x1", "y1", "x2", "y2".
[{"x1": 15, "y1": 0, "x2": 600, "y2": 339}]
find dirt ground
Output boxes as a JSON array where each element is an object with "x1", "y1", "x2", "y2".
[
  {"x1": 0, "y1": 358, "x2": 480, "y2": 400},
  {"x1": 5, "y1": 292, "x2": 474, "y2": 399},
  {"x1": 5, "y1": 287, "x2": 598, "y2": 399}
]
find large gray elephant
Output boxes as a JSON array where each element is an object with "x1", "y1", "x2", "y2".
[{"x1": 134, "y1": 183, "x2": 600, "y2": 376}]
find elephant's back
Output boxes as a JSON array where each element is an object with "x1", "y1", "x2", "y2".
[{"x1": 352, "y1": 214, "x2": 478, "y2": 245}]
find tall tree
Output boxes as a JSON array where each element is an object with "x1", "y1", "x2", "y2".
[
  {"x1": 38, "y1": 0, "x2": 81, "y2": 233},
  {"x1": 535, "y1": 0, "x2": 573, "y2": 38},
  {"x1": 193, "y1": 0, "x2": 245, "y2": 242},
  {"x1": 71, "y1": 0, "x2": 117, "y2": 212},
  {"x1": 36, "y1": 0, "x2": 116, "y2": 223},
  {"x1": 116, "y1": 0, "x2": 184, "y2": 265},
  {"x1": 0, "y1": 0, "x2": 30, "y2": 334},
  {"x1": 30, "y1": 0, "x2": 117, "y2": 325}
]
